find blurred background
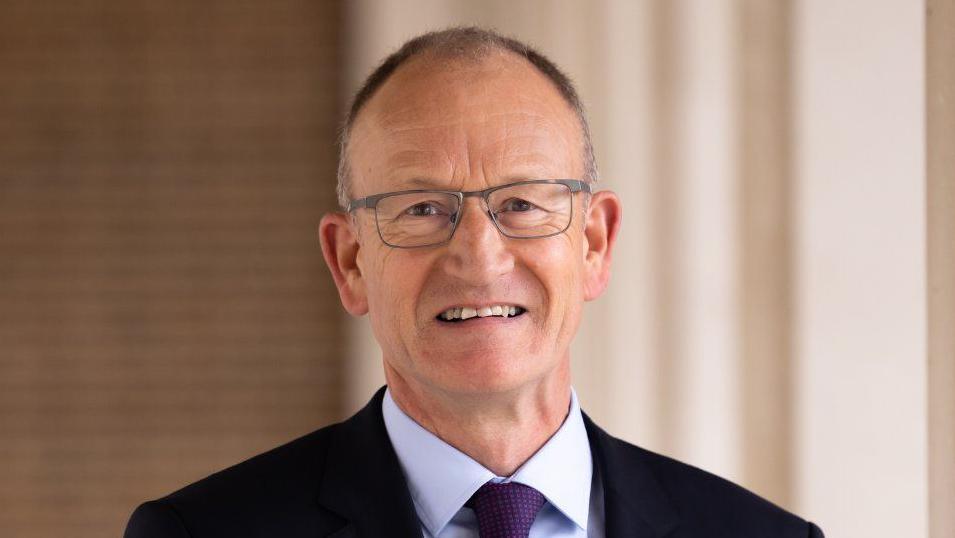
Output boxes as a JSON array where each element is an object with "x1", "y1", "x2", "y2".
[{"x1": 0, "y1": 1, "x2": 951, "y2": 537}]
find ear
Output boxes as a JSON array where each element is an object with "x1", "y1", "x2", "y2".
[
  {"x1": 581, "y1": 190, "x2": 622, "y2": 301},
  {"x1": 319, "y1": 212, "x2": 368, "y2": 315}
]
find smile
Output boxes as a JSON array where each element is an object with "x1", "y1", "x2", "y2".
[{"x1": 437, "y1": 304, "x2": 527, "y2": 322}]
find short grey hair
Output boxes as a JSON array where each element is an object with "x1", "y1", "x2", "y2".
[{"x1": 336, "y1": 26, "x2": 598, "y2": 209}]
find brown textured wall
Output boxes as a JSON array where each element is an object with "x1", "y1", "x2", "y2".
[{"x1": 0, "y1": 2, "x2": 345, "y2": 536}]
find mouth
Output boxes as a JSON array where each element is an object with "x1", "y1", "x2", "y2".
[{"x1": 435, "y1": 304, "x2": 527, "y2": 323}]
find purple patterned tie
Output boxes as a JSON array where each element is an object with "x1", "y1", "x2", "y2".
[{"x1": 466, "y1": 481, "x2": 546, "y2": 538}]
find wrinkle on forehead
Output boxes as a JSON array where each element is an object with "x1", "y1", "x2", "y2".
[{"x1": 384, "y1": 149, "x2": 456, "y2": 183}]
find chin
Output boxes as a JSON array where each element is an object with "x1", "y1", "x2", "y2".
[{"x1": 421, "y1": 351, "x2": 549, "y2": 396}]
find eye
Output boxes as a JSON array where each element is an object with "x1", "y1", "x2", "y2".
[
  {"x1": 499, "y1": 198, "x2": 537, "y2": 212},
  {"x1": 404, "y1": 201, "x2": 449, "y2": 217}
]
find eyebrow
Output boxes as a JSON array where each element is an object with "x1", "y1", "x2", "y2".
[
  {"x1": 400, "y1": 177, "x2": 446, "y2": 189},
  {"x1": 397, "y1": 174, "x2": 546, "y2": 190}
]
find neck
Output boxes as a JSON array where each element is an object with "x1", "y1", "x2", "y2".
[{"x1": 384, "y1": 365, "x2": 572, "y2": 477}]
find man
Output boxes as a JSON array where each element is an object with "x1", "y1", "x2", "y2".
[{"x1": 125, "y1": 27, "x2": 824, "y2": 538}]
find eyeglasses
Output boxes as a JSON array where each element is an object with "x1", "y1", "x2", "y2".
[{"x1": 346, "y1": 179, "x2": 592, "y2": 248}]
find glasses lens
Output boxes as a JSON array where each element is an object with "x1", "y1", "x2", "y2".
[
  {"x1": 488, "y1": 182, "x2": 573, "y2": 238},
  {"x1": 375, "y1": 191, "x2": 460, "y2": 247}
]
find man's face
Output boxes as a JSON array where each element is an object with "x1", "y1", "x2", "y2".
[{"x1": 334, "y1": 52, "x2": 610, "y2": 397}]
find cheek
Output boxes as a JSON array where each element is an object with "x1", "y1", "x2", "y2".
[
  {"x1": 523, "y1": 235, "x2": 586, "y2": 309},
  {"x1": 361, "y1": 249, "x2": 401, "y2": 329},
  {"x1": 364, "y1": 249, "x2": 430, "y2": 323}
]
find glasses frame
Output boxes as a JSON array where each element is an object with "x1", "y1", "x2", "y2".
[{"x1": 346, "y1": 179, "x2": 592, "y2": 249}]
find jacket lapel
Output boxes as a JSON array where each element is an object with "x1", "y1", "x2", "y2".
[
  {"x1": 317, "y1": 387, "x2": 422, "y2": 538},
  {"x1": 584, "y1": 413, "x2": 681, "y2": 538},
  {"x1": 315, "y1": 389, "x2": 682, "y2": 538},
  {"x1": 326, "y1": 524, "x2": 357, "y2": 538}
]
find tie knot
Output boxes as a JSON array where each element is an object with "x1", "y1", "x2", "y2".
[{"x1": 467, "y1": 481, "x2": 546, "y2": 538}]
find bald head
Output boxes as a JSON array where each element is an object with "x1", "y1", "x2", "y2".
[
  {"x1": 347, "y1": 49, "x2": 587, "y2": 208},
  {"x1": 336, "y1": 27, "x2": 596, "y2": 209}
]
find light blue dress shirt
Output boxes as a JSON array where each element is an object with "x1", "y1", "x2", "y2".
[{"x1": 382, "y1": 388, "x2": 605, "y2": 538}]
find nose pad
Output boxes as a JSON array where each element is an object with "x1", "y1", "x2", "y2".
[{"x1": 484, "y1": 207, "x2": 497, "y2": 226}]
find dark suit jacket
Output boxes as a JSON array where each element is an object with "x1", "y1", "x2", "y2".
[{"x1": 125, "y1": 387, "x2": 824, "y2": 537}]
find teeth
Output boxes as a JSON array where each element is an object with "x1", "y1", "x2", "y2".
[{"x1": 439, "y1": 304, "x2": 522, "y2": 321}]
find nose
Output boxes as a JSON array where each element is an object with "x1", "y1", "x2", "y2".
[{"x1": 441, "y1": 197, "x2": 515, "y2": 285}]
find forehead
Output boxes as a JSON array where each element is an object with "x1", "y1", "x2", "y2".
[{"x1": 347, "y1": 50, "x2": 584, "y2": 193}]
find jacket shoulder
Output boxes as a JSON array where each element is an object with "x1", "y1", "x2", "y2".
[
  {"x1": 125, "y1": 500, "x2": 191, "y2": 538},
  {"x1": 592, "y1": 424, "x2": 824, "y2": 537},
  {"x1": 125, "y1": 423, "x2": 346, "y2": 538}
]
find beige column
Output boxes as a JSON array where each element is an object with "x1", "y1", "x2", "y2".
[
  {"x1": 927, "y1": 1, "x2": 955, "y2": 537},
  {"x1": 660, "y1": 0, "x2": 744, "y2": 481},
  {"x1": 793, "y1": 0, "x2": 927, "y2": 535}
]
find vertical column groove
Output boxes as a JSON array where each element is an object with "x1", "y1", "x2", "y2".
[
  {"x1": 736, "y1": 0, "x2": 795, "y2": 507},
  {"x1": 927, "y1": 1, "x2": 955, "y2": 536},
  {"x1": 649, "y1": 0, "x2": 684, "y2": 454}
]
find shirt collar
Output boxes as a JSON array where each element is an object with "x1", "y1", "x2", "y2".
[{"x1": 382, "y1": 387, "x2": 592, "y2": 536}]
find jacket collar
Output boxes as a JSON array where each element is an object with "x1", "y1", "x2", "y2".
[
  {"x1": 583, "y1": 413, "x2": 681, "y2": 538},
  {"x1": 316, "y1": 387, "x2": 681, "y2": 538},
  {"x1": 382, "y1": 387, "x2": 594, "y2": 535}
]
